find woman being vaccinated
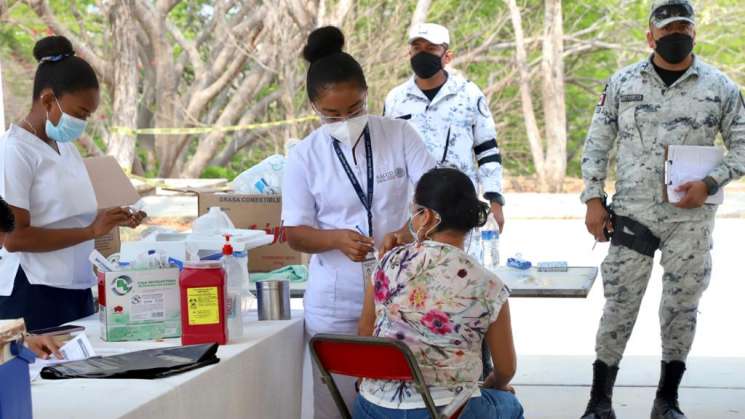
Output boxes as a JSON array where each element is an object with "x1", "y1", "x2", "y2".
[
  {"x1": 357, "y1": 168, "x2": 524, "y2": 419},
  {"x1": 0, "y1": 36, "x2": 145, "y2": 330},
  {"x1": 282, "y1": 27, "x2": 435, "y2": 418}
]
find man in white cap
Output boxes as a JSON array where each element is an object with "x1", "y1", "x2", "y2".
[
  {"x1": 384, "y1": 23, "x2": 505, "y2": 250},
  {"x1": 580, "y1": 1, "x2": 745, "y2": 418}
]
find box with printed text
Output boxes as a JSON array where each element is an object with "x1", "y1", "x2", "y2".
[
  {"x1": 98, "y1": 268, "x2": 181, "y2": 342},
  {"x1": 197, "y1": 192, "x2": 304, "y2": 272}
]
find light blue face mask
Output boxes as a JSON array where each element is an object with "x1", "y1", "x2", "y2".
[
  {"x1": 408, "y1": 205, "x2": 441, "y2": 244},
  {"x1": 45, "y1": 98, "x2": 87, "y2": 143}
]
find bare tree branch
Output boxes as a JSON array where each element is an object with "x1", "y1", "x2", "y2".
[
  {"x1": 165, "y1": 19, "x2": 205, "y2": 76},
  {"x1": 156, "y1": 0, "x2": 179, "y2": 15},
  {"x1": 410, "y1": 0, "x2": 431, "y2": 29},
  {"x1": 507, "y1": 0, "x2": 546, "y2": 190}
]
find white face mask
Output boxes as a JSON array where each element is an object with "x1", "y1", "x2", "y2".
[{"x1": 324, "y1": 114, "x2": 369, "y2": 146}]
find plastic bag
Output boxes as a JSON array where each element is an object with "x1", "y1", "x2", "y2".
[
  {"x1": 191, "y1": 207, "x2": 234, "y2": 236},
  {"x1": 232, "y1": 154, "x2": 285, "y2": 194}
]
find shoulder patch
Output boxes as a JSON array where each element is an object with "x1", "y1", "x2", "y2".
[
  {"x1": 595, "y1": 84, "x2": 608, "y2": 113},
  {"x1": 598, "y1": 84, "x2": 608, "y2": 106},
  {"x1": 477, "y1": 97, "x2": 490, "y2": 117}
]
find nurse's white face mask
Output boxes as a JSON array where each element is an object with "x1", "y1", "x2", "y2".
[
  {"x1": 324, "y1": 114, "x2": 369, "y2": 146},
  {"x1": 313, "y1": 96, "x2": 369, "y2": 146}
]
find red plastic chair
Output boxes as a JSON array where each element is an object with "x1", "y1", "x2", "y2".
[{"x1": 309, "y1": 334, "x2": 471, "y2": 419}]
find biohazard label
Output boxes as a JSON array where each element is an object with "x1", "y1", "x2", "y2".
[{"x1": 187, "y1": 287, "x2": 220, "y2": 326}]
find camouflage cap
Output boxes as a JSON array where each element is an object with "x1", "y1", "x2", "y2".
[{"x1": 650, "y1": 0, "x2": 695, "y2": 28}]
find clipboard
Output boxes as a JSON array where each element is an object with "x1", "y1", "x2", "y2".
[{"x1": 663, "y1": 145, "x2": 724, "y2": 205}]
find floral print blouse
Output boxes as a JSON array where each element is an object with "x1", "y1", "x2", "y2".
[{"x1": 359, "y1": 241, "x2": 510, "y2": 409}]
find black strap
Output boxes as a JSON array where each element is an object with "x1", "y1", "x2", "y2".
[
  {"x1": 611, "y1": 216, "x2": 660, "y2": 257},
  {"x1": 332, "y1": 126, "x2": 374, "y2": 237},
  {"x1": 474, "y1": 139, "x2": 498, "y2": 155},
  {"x1": 478, "y1": 154, "x2": 502, "y2": 166},
  {"x1": 440, "y1": 127, "x2": 451, "y2": 164}
]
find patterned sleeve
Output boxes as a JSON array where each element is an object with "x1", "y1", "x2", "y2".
[
  {"x1": 709, "y1": 81, "x2": 745, "y2": 186},
  {"x1": 580, "y1": 77, "x2": 620, "y2": 203},
  {"x1": 470, "y1": 84, "x2": 503, "y2": 196}
]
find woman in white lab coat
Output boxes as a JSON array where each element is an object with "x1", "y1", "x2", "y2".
[
  {"x1": 0, "y1": 36, "x2": 145, "y2": 330},
  {"x1": 281, "y1": 27, "x2": 436, "y2": 418}
]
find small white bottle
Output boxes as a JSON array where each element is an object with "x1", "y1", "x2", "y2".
[
  {"x1": 222, "y1": 235, "x2": 244, "y2": 341},
  {"x1": 481, "y1": 214, "x2": 500, "y2": 272}
]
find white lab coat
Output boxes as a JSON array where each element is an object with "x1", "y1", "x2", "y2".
[
  {"x1": 0, "y1": 125, "x2": 98, "y2": 296},
  {"x1": 282, "y1": 115, "x2": 435, "y2": 333}
]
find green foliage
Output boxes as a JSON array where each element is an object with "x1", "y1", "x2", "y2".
[
  {"x1": 3, "y1": 0, "x2": 744, "y2": 180},
  {"x1": 202, "y1": 165, "x2": 238, "y2": 180}
]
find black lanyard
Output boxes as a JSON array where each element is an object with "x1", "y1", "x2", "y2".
[{"x1": 332, "y1": 126, "x2": 374, "y2": 237}]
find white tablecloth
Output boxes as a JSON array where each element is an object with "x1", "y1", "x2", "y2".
[{"x1": 32, "y1": 313, "x2": 304, "y2": 419}]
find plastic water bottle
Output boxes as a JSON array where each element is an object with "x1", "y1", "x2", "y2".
[
  {"x1": 222, "y1": 236, "x2": 244, "y2": 341},
  {"x1": 233, "y1": 250, "x2": 255, "y2": 315},
  {"x1": 481, "y1": 214, "x2": 500, "y2": 272}
]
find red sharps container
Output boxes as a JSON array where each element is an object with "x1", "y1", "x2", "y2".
[{"x1": 179, "y1": 261, "x2": 228, "y2": 345}]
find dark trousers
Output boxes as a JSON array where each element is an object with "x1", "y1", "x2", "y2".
[{"x1": 0, "y1": 267, "x2": 94, "y2": 331}]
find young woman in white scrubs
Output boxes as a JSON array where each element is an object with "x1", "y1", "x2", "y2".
[
  {"x1": 0, "y1": 36, "x2": 145, "y2": 330},
  {"x1": 282, "y1": 27, "x2": 436, "y2": 418}
]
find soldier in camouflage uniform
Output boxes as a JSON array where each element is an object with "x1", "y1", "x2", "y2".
[
  {"x1": 384, "y1": 23, "x2": 506, "y2": 250},
  {"x1": 580, "y1": 1, "x2": 745, "y2": 419}
]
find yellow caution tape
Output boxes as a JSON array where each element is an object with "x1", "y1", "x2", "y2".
[{"x1": 111, "y1": 115, "x2": 319, "y2": 136}]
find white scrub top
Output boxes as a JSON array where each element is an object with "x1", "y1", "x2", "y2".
[
  {"x1": 0, "y1": 125, "x2": 98, "y2": 296},
  {"x1": 282, "y1": 115, "x2": 436, "y2": 332}
]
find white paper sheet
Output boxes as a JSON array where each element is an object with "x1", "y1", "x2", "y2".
[
  {"x1": 665, "y1": 145, "x2": 725, "y2": 205},
  {"x1": 29, "y1": 333, "x2": 96, "y2": 381}
]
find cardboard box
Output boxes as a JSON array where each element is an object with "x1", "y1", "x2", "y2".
[
  {"x1": 197, "y1": 193, "x2": 303, "y2": 272},
  {"x1": 94, "y1": 228, "x2": 120, "y2": 258},
  {"x1": 84, "y1": 156, "x2": 141, "y2": 257},
  {"x1": 98, "y1": 268, "x2": 181, "y2": 342}
]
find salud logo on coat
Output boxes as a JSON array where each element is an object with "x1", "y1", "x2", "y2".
[{"x1": 376, "y1": 168, "x2": 406, "y2": 184}]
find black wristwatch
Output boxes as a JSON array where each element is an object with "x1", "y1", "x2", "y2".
[
  {"x1": 484, "y1": 192, "x2": 505, "y2": 206},
  {"x1": 702, "y1": 176, "x2": 720, "y2": 196}
]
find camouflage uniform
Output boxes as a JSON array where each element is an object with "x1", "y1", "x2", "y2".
[
  {"x1": 385, "y1": 73, "x2": 503, "y2": 259},
  {"x1": 581, "y1": 56, "x2": 745, "y2": 365}
]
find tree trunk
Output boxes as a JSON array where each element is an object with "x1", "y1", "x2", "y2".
[
  {"x1": 0, "y1": 58, "x2": 5, "y2": 131},
  {"x1": 410, "y1": 0, "x2": 431, "y2": 29},
  {"x1": 507, "y1": 0, "x2": 547, "y2": 191},
  {"x1": 541, "y1": 0, "x2": 567, "y2": 192},
  {"x1": 135, "y1": 6, "x2": 179, "y2": 178},
  {"x1": 180, "y1": 70, "x2": 271, "y2": 178},
  {"x1": 153, "y1": 46, "x2": 179, "y2": 177},
  {"x1": 105, "y1": 0, "x2": 138, "y2": 172}
]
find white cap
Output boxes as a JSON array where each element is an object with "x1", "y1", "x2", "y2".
[{"x1": 408, "y1": 23, "x2": 450, "y2": 46}]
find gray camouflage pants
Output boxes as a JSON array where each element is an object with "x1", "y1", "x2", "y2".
[{"x1": 595, "y1": 216, "x2": 714, "y2": 366}]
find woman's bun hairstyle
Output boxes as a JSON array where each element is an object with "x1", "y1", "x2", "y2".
[
  {"x1": 302, "y1": 26, "x2": 367, "y2": 102},
  {"x1": 33, "y1": 35, "x2": 74, "y2": 63},
  {"x1": 31, "y1": 35, "x2": 99, "y2": 101},
  {"x1": 302, "y1": 26, "x2": 345, "y2": 64},
  {"x1": 414, "y1": 167, "x2": 491, "y2": 233}
]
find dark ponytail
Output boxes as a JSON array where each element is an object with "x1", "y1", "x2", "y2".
[
  {"x1": 32, "y1": 36, "x2": 99, "y2": 101},
  {"x1": 302, "y1": 26, "x2": 367, "y2": 101},
  {"x1": 414, "y1": 168, "x2": 489, "y2": 233}
]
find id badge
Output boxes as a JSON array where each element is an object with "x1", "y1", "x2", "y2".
[{"x1": 361, "y1": 252, "x2": 378, "y2": 288}]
